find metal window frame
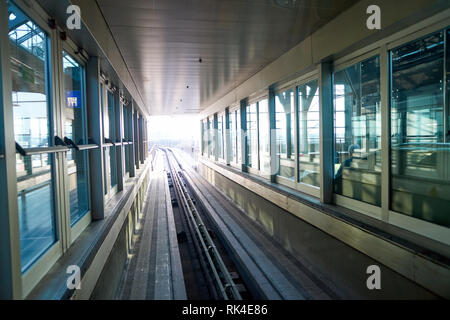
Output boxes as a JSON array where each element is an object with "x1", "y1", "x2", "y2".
[
  {"x1": 59, "y1": 40, "x2": 92, "y2": 247},
  {"x1": 100, "y1": 78, "x2": 119, "y2": 200},
  {"x1": 1, "y1": 0, "x2": 68, "y2": 298},
  {"x1": 328, "y1": 18, "x2": 450, "y2": 244},
  {"x1": 331, "y1": 48, "x2": 383, "y2": 219},
  {"x1": 217, "y1": 111, "x2": 226, "y2": 162},
  {"x1": 228, "y1": 104, "x2": 240, "y2": 169}
]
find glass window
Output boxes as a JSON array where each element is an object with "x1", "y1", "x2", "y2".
[
  {"x1": 246, "y1": 102, "x2": 258, "y2": 168},
  {"x1": 9, "y1": 2, "x2": 57, "y2": 272},
  {"x1": 275, "y1": 89, "x2": 295, "y2": 180},
  {"x1": 124, "y1": 105, "x2": 131, "y2": 174},
  {"x1": 258, "y1": 99, "x2": 270, "y2": 174},
  {"x1": 333, "y1": 55, "x2": 381, "y2": 206},
  {"x1": 102, "y1": 89, "x2": 117, "y2": 194},
  {"x1": 62, "y1": 51, "x2": 89, "y2": 226},
  {"x1": 298, "y1": 80, "x2": 320, "y2": 187},
  {"x1": 229, "y1": 111, "x2": 237, "y2": 163},
  {"x1": 207, "y1": 117, "x2": 212, "y2": 157},
  {"x1": 218, "y1": 114, "x2": 224, "y2": 159},
  {"x1": 237, "y1": 110, "x2": 242, "y2": 165},
  {"x1": 390, "y1": 30, "x2": 450, "y2": 227}
]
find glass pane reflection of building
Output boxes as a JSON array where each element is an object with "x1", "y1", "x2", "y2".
[
  {"x1": 8, "y1": 2, "x2": 57, "y2": 272},
  {"x1": 246, "y1": 102, "x2": 258, "y2": 168},
  {"x1": 391, "y1": 30, "x2": 450, "y2": 227},
  {"x1": 258, "y1": 99, "x2": 270, "y2": 174},
  {"x1": 298, "y1": 80, "x2": 320, "y2": 187},
  {"x1": 62, "y1": 51, "x2": 90, "y2": 226},
  {"x1": 275, "y1": 89, "x2": 295, "y2": 180},
  {"x1": 333, "y1": 56, "x2": 382, "y2": 206}
]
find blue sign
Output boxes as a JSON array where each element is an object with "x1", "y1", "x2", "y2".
[{"x1": 66, "y1": 90, "x2": 81, "y2": 108}]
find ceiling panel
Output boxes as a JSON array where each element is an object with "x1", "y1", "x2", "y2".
[{"x1": 96, "y1": 0, "x2": 359, "y2": 115}]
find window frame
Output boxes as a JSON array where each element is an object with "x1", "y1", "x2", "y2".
[
  {"x1": 100, "y1": 78, "x2": 119, "y2": 200},
  {"x1": 273, "y1": 71, "x2": 321, "y2": 197},
  {"x1": 228, "y1": 104, "x2": 241, "y2": 169},
  {"x1": 332, "y1": 48, "x2": 383, "y2": 219},
  {"x1": 4, "y1": 0, "x2": 64, "y2": 298},
  {"x1": 217, "y1": 111, "x2": 226, "y2": 163},
  {"x1": 245, "y1": 94, "x2": 270, "y2": 179},
  {"x1": 58, "y1": 39, "x2": 92, "y2": 245},
  {"x1": 330, "y1": 21, "x2": 450, "y2": 243}
]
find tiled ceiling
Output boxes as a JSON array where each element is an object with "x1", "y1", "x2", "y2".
[{"x1": 96, "y1": 0, "x2": 359, "y2": 115}]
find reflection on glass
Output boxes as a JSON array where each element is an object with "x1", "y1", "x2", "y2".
[
  {"x1": 275, "y1": 89, "x2": 295, "y2": 180},
  {"x1": 229, "y1": 111, "x2": 237, "y2": 163},
  {"x1": 237, "y1": 110, "x2": 242, "y2": 165},
  {"x1": 390, "y1": 30, "x2": 450, "y2": 227},
  {"x1": 9, "y1": 2, "x2": 56, "y2": 272},
  {"x1": 63, "y1": 51, "x2": 89, "y2": 226},
  {"x1": 208, "y1": 118, "x2": 212, "y2": 157},
  {"x1": 258, "y1": 99, "x2": 270, "y2": 174},
  {"x1": 246, "y1": 103, "x2": 258, "y2": 168},
  {"x1": 218, "y1": 114, "x2": 224, "y2": 159},
  {"x1": 333, "y1": 55, "x2": 381, "y2": 206},
  {"x1": 298, "y1": 80, "x2": 320, "y2": 187},
  {"x1": 124, "y1": 106, "x2": 131, "y2": 173}
]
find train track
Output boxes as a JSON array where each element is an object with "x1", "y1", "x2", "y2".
[{"x1": 163, "y1": 148, "x2": 243, "y2": 300}]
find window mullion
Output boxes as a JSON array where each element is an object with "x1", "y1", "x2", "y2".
[{"x1": 380, "y1": 45, "x2": 390, "y2": 222}]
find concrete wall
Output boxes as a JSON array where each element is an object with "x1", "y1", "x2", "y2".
[
  {"x1": 90, "y1": 220, "x2": 128, "y2": 300},
  {"x1": 199, "y1": 162, "x2": 440, "y2": 299}
]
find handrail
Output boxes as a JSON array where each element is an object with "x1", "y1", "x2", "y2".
[
  {"x1": 17, "y1": 145, "x2": 69, "y2": 156},
  {"x1": 77, "y1": 144, "x2": 99, "y2": 151},
  {"x1": 102, "y1": 143, "x2": 114, "y2": 148}
]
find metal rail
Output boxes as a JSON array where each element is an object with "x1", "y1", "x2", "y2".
[{"x1": 164, "y1": 148, "x2": 242, "y2": 300}]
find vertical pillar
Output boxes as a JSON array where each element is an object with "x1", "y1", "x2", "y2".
[
  {"x1": 319, "y1": 61, "x2": 334, "y2": 204},
  {"x1": 134, "y1": 108, "x2": 140, "y2": 170},
  {"x1": 116, "y1": 96, "x2": 124, "y2": 191},
  {"x1": 213, "y1": 113, "x2": 218, "y2": 162},
  {"x1": 139, "y1": 115, "x2": 144, "y2": 164},
  {"x1": 269, "y1": 87, "x2": 277, "y2": 182},
  {"x1": 0, "y1": 0, "x2": 21, "y2": 299},
  {"x1": 225, "y1": 107, "x2": 231, "y2": 165},
  {"x1": 129, "y1": 101, "x2": 136, "y2": 177},
  {"x1": 86, "y1": 57, "x2": 105, "y2": 220},
  {"x1": 240, "y1": 101, "x2": 247, "y2": 172},
  {"x1": 380, "y1": 45, "x2": 390, "y2": 221}
]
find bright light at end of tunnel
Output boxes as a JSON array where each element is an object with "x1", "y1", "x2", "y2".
[{"x1": 148, "y1": 114, "x2": 200, "y2": 146}]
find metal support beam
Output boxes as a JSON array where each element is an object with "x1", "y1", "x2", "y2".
[
  {"x1": 86, "y1": 56, "x2": 105, "y2": 220},
  {"x1": 319, "y1": 61, "x2": 334, "y2": 204}
]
